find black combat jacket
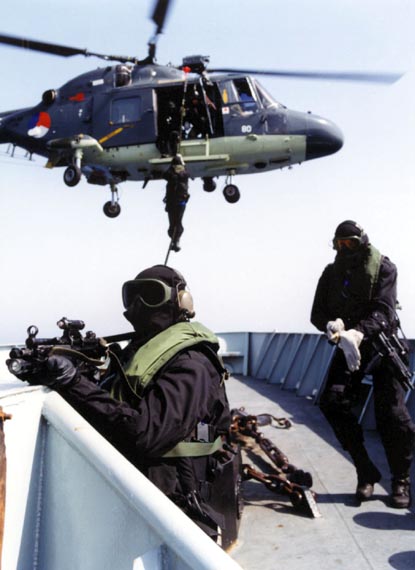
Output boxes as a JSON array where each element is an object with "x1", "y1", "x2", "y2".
[
  {"x1": 163, "y1": 167, "x2": 190, "y2": 207},
  {"x1": 56, "y1": 347, "x2": 231, "y2": 497},
  {"x1": 310, "y1": 250, "x2": 398, "y2": 338}
]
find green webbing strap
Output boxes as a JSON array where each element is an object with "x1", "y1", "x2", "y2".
[
  {"x1": 366, "y1": 245, "x2": 382, "y2": 300},
  {"x1": 50, "y1": 346, "x2": 107, "y2": 367},
  {"x1": 162, "y1": 436, "x2": 223, "y2": 458}
]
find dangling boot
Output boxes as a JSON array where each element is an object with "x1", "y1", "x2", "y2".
[
  {"x1": 351, "y1": 446, "x2": 381, "y2": 501},
  {"x1": 171, "y1": 239, "x2": 181, "y2": 252},
  {"x1": 390, "y1": 477, "x2": 411, "y2": 509}
]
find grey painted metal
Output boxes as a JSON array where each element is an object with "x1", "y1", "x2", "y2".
[
  {"x1": 254, "y1": 333, "x2": 288, "y2": 380},
  {"x1": 217, "y1": 332, "x2": 415, "y2": 426},
  {"x1": 217, "y1": 332, "x2": 249, "y2": 375},
  {"x1": 278, "y1": 334, "x2": 307, "y2": 390},
  {"x1": 251, "y1": 332, "x2": 278, "y2": 379},
  {"x1": 300, "y1": 337, "x2": 335, "y2": 400},
  {"x1": 246, "y1": 332, "x2": 269, "y2": 376},
  {"x1": 0, "y1": 385, "x2": 242, "y2": 570},
  {"x1": 266, "y1": 334, "x2": 296, "y2": 385}
]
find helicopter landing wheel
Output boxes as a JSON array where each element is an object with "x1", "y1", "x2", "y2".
[
  {"x1": 223, "y1": 184, "x2": 240, "y2": 203},
  {"x1": 103, "y1": 201, "x2": 121, "y2": 218},
  {"x1": 63, "y1": 165, "x2": 81, "y2": 187},
  {"x1": 202, "y1": 177, "x2": 217, "y2": 192}
]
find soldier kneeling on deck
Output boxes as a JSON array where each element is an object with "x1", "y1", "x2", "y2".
[{"x1": 15, "y1": 265, "x2": 242, "y2": 548}]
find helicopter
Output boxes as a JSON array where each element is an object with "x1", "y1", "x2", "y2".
[{"x1": 0, "y1": 0, "x2": 401, "y2": 218}]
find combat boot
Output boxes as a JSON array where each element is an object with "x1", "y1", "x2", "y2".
[
  {"x1": 351, "y1": 447, "x2": 381, "y2": 501},
  {"x1": 356, "y1": 465, "x2": 381, "y2": 501},
  {"x1": 390, "y1": 477, "x2": 411, "y2": 509}
]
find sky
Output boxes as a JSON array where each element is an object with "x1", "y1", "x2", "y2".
[{"x1": 1, "y1": 0, "x2": 415, "y2": 344}]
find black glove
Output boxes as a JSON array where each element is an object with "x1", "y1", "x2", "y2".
[
  {"x1": 13, "y1": 355, "x2": 78, "y2": 388},
  {"x1": 45, "y1": 355, "x2": 78, "y2": 388}
]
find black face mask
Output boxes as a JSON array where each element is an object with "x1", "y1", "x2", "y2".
[
  {"x1": 335, "y1": 246, "x2": 368, "y2": 269},
  {"x1": 124, "y1": 297, "x2": 181, "y2": 343}
]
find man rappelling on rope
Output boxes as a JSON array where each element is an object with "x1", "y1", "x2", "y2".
[
  {"x1": 163, "y1": 153, "x2": 190, "y2": 254},
  {"x1": 161, "y1": 66, "x2": 192, "y2": 259}
]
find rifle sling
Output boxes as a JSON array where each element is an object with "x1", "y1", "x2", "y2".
[
  {"x1": 162, "y1": 436, "x2": 223, "y2": 458},
  {"x1": 50, "y1": 346, "x2": 107, "y2": 367}
]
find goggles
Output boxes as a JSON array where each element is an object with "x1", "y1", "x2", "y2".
[
  {"x1": 122, "y1": 278, "x2": 177, "y2": 309},
  {"x1": 333, "y1": 237, "x2": 361, "y2": 251}
]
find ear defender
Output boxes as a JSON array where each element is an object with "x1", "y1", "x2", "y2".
[{"x1": 177, "y1": 289, "x2": 195, "y2": 318}]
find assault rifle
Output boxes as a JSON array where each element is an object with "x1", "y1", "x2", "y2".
[
  {"x1": 370, "y1": 331, "x2": 414, "y2": 392},
  {"x1": 6, "y1": 318, "x2": 134, "y2": 381}
]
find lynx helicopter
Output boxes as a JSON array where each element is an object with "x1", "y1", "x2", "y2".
[{"x1": 0, "y1": 0, "x2": 401, "y2": 218}]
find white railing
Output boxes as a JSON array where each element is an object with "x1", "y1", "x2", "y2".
[{"x1": 0, "y1": 386, "x2": 242, "y2": 570}]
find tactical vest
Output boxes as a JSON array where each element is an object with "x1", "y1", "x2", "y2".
[
  {"x1": 111, "y1": 321, "x2": 228, "y2": 458},
  {"x1": 326, "y1": 244, "x2": 382, "y2": 325}
]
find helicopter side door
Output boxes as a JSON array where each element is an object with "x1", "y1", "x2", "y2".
[
  {"x1": 217, "y1": 78, "x2": 264, "y2": 137},
  {"x1": 92, "y1": 88, "x2": 156, "y2": 147}
]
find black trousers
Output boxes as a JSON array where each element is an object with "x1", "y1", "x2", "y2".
[
  {"x1": 167, "y1": 203, "x2": 186, "y2": 242},
  {"x1": 319, "y1": 346, "x2": 415, "y2": 478}
]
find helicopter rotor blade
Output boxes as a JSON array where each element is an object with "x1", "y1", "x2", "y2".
[
  {"x1": 147, "y1": 0, "x2": 174, "y2": 61},
  {"x1": 0, "y1": 33, "x2": 139, "y2": 64},
  {"x1": 151, "y1": 0, "x2": 174, "y2": 34},
  {"x1": 207, "y1": 67, "x2": 403, "y2": 84}
]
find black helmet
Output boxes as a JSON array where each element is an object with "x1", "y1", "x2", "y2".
[
  {"x1": 122, "y1": 265, "x2": 195, "y2": 341},
  {"x1": 171, "y1": 154, "x2": 185, "y2": 166},
  {"x1": 333, "y1": 220, "x2": 369, "y2": 251}
]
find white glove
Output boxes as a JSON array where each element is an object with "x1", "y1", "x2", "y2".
[
  {"x1": 326, "y1": 318, "x2": 345, "y2": 342},
  {"x1": 338, "y1": 329, "x2": 364, "y2": 372}
]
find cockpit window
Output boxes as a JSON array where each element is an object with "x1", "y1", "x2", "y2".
[
  {"x1": 111, "y1": 97, "x2": 141, "y2": 123},
  {"x1": 220, "y1": 78, "x2": 257, "y2": 113},
  {"x1": 254, "y1": 81, "x2": 284, "y2": 109}
]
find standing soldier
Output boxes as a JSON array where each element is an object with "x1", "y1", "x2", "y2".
[{"x1": 311, "y1": 220, "x2": 415, "y2": 508}]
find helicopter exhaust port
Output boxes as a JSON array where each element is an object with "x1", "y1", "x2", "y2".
[{"x1": 42, "y1": 89, "x2": 57, "y2": 105}]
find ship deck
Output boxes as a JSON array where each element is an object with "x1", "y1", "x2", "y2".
[
  {"x1": 1, "y1": 337, "x2": 414, "y2": 569},
  {"x1": 226, "y1": 375, "x2": 415, "y2": 570}
]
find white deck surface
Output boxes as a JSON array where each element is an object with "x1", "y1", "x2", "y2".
[{"x1": 226, "y1": 375, "x2": 415, "y2": 570}]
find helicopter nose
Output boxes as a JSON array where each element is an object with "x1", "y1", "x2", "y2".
[{"x1": 305, "y1": 114, "x2": 344, "y2": 160}]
